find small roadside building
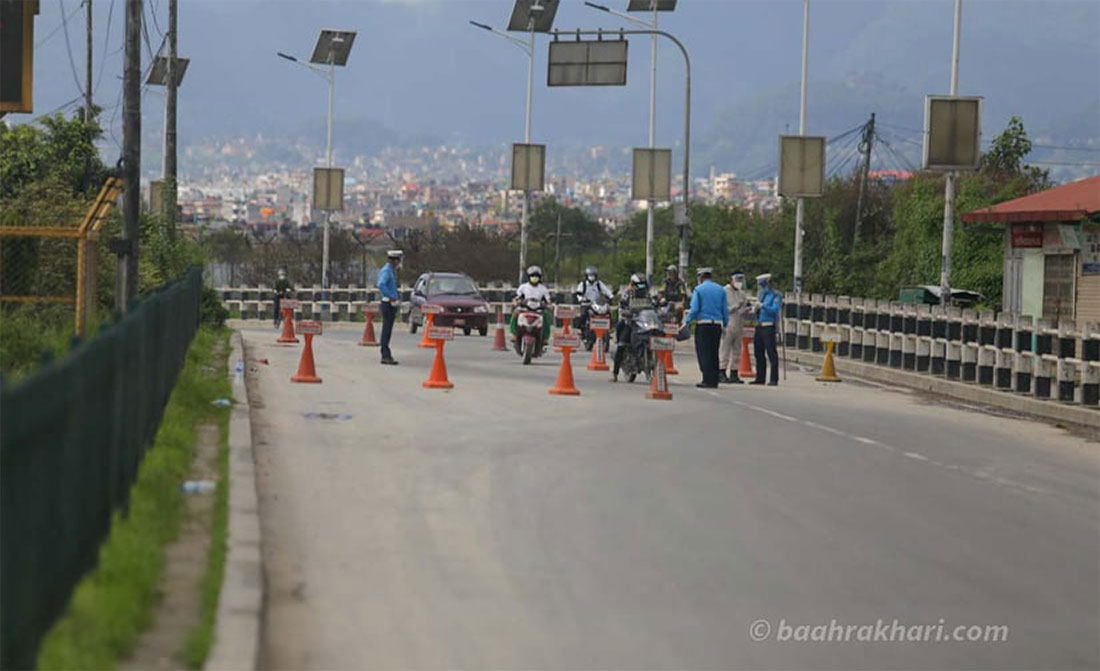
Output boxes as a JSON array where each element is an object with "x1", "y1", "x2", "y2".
[{"x1": 962, "y1": 175, "x2": 1100, "y2": 324}]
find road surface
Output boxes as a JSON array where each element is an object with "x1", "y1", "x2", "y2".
[{"x1": 239, "y1": 322, "x2": 1099, "y2": 670}]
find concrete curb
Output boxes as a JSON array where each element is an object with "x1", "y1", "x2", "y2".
[
  {"x1": 206, "y1": 332, "x2": 263, "y2": 670},
  {"x1": 789, "y1": 350, "x2": 1100, "y2": 431}
]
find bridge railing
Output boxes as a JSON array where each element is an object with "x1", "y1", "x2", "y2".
[
  {"x1": 0, "y1": 267, "x2": 204, "y2": 669},
  {"x1": 783, "y1": 293, "x2": 1100, "y2": 409}
]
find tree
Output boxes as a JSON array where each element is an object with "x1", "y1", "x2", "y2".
[{"x1": 979, "y1": 115, "x2": 1050, "y2": 191}]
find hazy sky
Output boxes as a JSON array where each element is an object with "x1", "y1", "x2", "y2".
[{"x1": 22, "y1": 0, "x2": 1100, "y2": 169}]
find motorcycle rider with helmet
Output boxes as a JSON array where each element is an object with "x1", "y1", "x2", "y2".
[
  {"x1": 511, "y1": 265, "x2": 553, "y2": 345},
  {"x1": 611, "y1": 272, "x2": 656, "y2": 382},
  {"x1": 574, "y1": 265, "x2": 614, "y2": 333},
  {"x1": 660, "y1": 264, "x2": 687, "y2": 323}
]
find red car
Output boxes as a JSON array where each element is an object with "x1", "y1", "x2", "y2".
[{"x1": 408, "y1": 272, "x2": 491, "y2": 336}]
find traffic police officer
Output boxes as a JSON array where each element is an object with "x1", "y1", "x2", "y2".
[
  {"x1": 377, "y1": 250, "x2": 403, "y2": 365},
  {"x1": 681, "y1": 267, "x2": 728, "y2": 388},
  {"x1": 752, "y1": 272, "x2": 783, "y2": 385}
]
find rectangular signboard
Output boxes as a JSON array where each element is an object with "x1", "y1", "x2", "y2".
[
  {"x1": 312, "y1": 167, "x2": 345, "y2": 211},
  {"x1": 778, "y1": 135, "x2": 826, "y2": 197},
  {"x1": 663, "y1": 323, "x2": 681, "y2": 336},
  {"x1": 421, "y1": 304, "x2": 444, "y2": 314},
  {"x1": 651, "y1": 336, "x2": 675, "y2": 351},
  {"x1": 279, "y1": 298, "x2": 300, "y2": 310},
  {"x1": 428, "y1": 326, "x2": 454, "y2": 341},
  {"x1": 548, "y1": 39, "x2": 628, "y2": 87},
  {"x1": 552, "y1": 333, "x2": 582, "y2": 349},
  {"x1": 365, "y1": 301, "x2": 380, "y2": 312},
  {"x1": 923, "y1": 96, "x2": 982, "y2": 171},
  {"x1": 632, "y1": 148, "x2": 672, "y2": 201},
  {"x1": 554, "y1": 305, "x2": 577, "y2": 320},
  {"x1": 590, "y1": 317, "x2": 611, "y2": 331},
  {"x1": 511, "y1": 143, "x2": 546, "y2": 192},
  {"x1": 297, "y1": 320, "x2": 323, "y2": 335},
  {"x1": 629, "y1": 297, "x2": 652, "y2": 310}
]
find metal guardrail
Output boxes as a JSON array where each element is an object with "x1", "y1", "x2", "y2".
[
  {"x1": 0, "y1": 267, "x2": 204, "y2": 669},
  {"x1": 783, "y1": 293, "x2": 1100, "y2": 408}
]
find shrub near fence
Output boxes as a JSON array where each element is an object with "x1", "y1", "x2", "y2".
[{"x1": 0, "y1": 267, "x2": 203, "y2": 669}]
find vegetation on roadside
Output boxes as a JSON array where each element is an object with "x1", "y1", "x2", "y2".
[{"x1": 36, "y1": 327, "x2": 231, "y2": 670}]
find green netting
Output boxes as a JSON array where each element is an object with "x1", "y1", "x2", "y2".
[{"x1": 0, "y1": 266, "x2": 202, "y2": 670}]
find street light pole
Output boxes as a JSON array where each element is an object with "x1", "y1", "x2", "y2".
[
  {"x1": 940, "y1": 0, "x2": 962, "y2": 307},
  {"x1": 793, "y1": 0, "x2": 809, "y2": 298},
  {"x1": 324, "y1": 52, "x2": 335, "y2": 292}
]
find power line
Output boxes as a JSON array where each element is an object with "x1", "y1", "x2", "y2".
[
  {"x1": 34, "y1": 0, "x2": 83, "y2": 48},
  {"x1": 93, "y1": 0, "x2": 116, "y2": 96},
  {"x1": 59, "y1": 0, "x2": 86, "y2": 100},
  {"x1": 1028, "y1": 160, "x2": 1100, "y2": 167},
  {"x1": 1032, "y1": 144, "x2": 1100, "y2": 153}
]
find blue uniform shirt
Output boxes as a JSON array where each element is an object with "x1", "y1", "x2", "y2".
[
  {"x1": 684, "y1": 279, "x2": 729, "y2": 327},
  {"x1": 377, "y1": 263, "x2": 398, "y2": 300},
  {"x1": 757, "y1": 287, "x2": 782, "y2": 324}
]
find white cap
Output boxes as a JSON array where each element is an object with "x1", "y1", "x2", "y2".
[
  {"x1": 386, "y1": 249, "x2": 404, "y2": 259},
  {"x1": 755, "y1": 273, "x2": 772, "y2": 283},
  {"x1": 696, "y1": 267, "x2": 713, "y2": 276}
]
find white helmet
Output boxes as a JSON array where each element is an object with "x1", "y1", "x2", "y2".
[{"x1": 526, "y1": 265, "x2": 543, "y2": 277}]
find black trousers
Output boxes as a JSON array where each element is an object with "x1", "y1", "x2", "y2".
[
  {"x1": 694, "y1": 323, "x2": 722, "y2": 386},
  {"x1": 380, "y1": 301, "x2": 397, "y2": 360},
  {"x1": 273, "y1": 296, "x2": 282, "y2": 325},
  {"x1": 612, "y1": 319, "x2": 630, "y2": 376},
  {"x1": 754, "y1": 324, "x2": 780, "y2": 383}
]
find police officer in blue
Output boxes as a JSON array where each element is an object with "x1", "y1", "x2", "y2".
[
  {"x1": 681, "y1": 267, "x2": 728, "y2": 388},
  {"x1": 376, "y1": 250, "x2": 403, "y2": 365},
  {"x1": 751, "y1": 272, "x2": 783, "y2": 385}
]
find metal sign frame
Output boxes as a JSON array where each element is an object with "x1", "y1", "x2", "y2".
[
  {"x1": 548, "y1": 38, "x2": 628, "y2": 87},
  {"x1": 922, "y1": 95, "x2": 983, "y2": 172},
  {"x1": 312, "y1": 167, "x2": 344, "y2": 211}
]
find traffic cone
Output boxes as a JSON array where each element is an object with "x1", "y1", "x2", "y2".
[
  {"x1": 587, "y1": 329, "x2": 609, "y2": 371},
  {"x1": 277, "y1": 309, "x2": 298, "y2": 344},
  {"x1": 738, "y1": 336, "x2": 755, "y2": 380},
  {"x1": 666, "y1": 345, "x2": 680, "y2": 375},
  {"x1": 418, "y1": 313, "x2": 435, "y2": 348},
  {"x1": 647, "y1": 350, "x2": 673, "y2": 400},
  {"x1": 549, "y1": 346, "x2": 581, "y2": 396},
  {"x1": 492, "y1": 304, "x2": 508, "y2": 351},
  {"x1": 358, "y1": 310, "x2": 378, "y2": 346},
  {"x1": 290, "y1": 333, "x2": 321, "y2": 383},
  {"x1": 422, "y1": 339, "x2": 454, "y2": 389},
  {"x1": 816, "y1": 341, "x2": 843, "y2": 382}
]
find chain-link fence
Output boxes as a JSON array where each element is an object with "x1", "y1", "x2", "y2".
[{"x1": 0, "y1": 266, "x2": 202, "y2": 670}]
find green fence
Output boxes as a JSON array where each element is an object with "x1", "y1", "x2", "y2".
[{"x1": 0, "y1": 267, "x2": 203, "y2": 669}]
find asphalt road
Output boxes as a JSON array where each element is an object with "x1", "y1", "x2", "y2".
[{"x1": 239, "y1": 322, "x2": 1099, "y2": 670}]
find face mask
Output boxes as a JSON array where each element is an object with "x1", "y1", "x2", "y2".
[
  {"x1": 586, "y1": 274, "x2": 596, "y2": 282},
  {"x1": 529, "y1": 276, "x2": 540, "y2": 285},
  {"x1": 733, "y1": 280, "x2": 744, "y2": 290}
]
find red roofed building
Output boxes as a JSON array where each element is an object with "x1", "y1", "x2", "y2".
[{"x1": 962, "y1": 176, "x2": 1100, "y2": 323}]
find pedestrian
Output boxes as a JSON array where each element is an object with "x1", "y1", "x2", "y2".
[
  {"x1": 273, "y1": 267, "x2": 293, "y2": 327},
  {"x1": 751, "y1": 272, "x2": 783, "y2": 385},
  {"x1": 377, "y1": 250, "x2": 403, "y2": 365},
  {"x1": 719, "y1": 271, "x2": 749, "y2": 383},
  {"x1": 681, "y1": 267, "x2": 728, "y2": 388}
]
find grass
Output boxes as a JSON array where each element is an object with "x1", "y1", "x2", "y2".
[
  {"x1": 36, "y1": 327, "x2": 232, "y2": 670},
  {"x1": 181, "y1": 389, "x2": 231, "y2": 669},
  {"x1": 0, "y1": 305, "x2": 75, "y2": 381}
]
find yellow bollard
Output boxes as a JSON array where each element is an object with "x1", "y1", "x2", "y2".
[{"x1": 816, "y1": 341, "x2": 843, "y2": 382}]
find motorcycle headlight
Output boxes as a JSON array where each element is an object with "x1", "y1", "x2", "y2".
[{"x1": 473, "y1": 305, "x2": 488, "y2": 313}]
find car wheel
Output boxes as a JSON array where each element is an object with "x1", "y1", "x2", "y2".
[
  {"x1": 463, "y1": 326, "x2": 472, "y2": 336},
  {"x1": 478, "y1": 326, "x2": 488, "y2": 337}
]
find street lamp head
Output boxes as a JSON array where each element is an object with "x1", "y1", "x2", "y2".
[
  {"x1": 469, "y1": 20, "x2": 493, "y2": 31},
  {"x1": 583, "y1": 1, "x2": 611, "y2": 11},
  {"x1": 276, "y1": 52, "x2": 299, "y2": 62}
]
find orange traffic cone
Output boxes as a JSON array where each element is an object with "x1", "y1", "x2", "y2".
[
  {"x1": 549, "y1": 346, "x2": 581, "y2": 396},
  {"x1": 647, "y1": 350, "x2": 673, "y2": 400},
  {"x1": 738, "y1": 336, "x2": 755, "y2": 380},
  {"x1": 277, "y1": 309, "x2": 298, "y2": 344},
  {"x1": 587, "y1": 329, "x2": 609, "y2": 371},
  {"x1": 493, "y1": 305, "x2": 508, "y2": 351},
  {"x1": 666, "y1": 345, "x2": 680, "y2": 375},
  {"x1": 418, "y1": 313, "x2": 436, "y2": 348},
  {"x1": 358, "y1": 310, "x2": 378, "y2": 346},
  {"x1": 422, "y1": 339, "x2": 453, "y2": 389},
  {"x1": 290, "y1": 333, "x2": 321, "y2": 383}
]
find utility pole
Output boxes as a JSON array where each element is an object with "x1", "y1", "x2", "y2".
[
  {"x1": 939, "y1": 0, "x2": 962, "y2": 307},
  {"x1": 84, "y1": 0, "x2": 93, "y2": 122},
  {"x1": 120, "y1": 0, "x2": 142, "y2": 311},
  {"x1": 554, "y1": 210, "x2": 562, "y2": 287},
  {"x1": 792, "y1": 0, "x2": 809, "y2": 297},
  {"x1": 164, "y1": 0, "x2": 178, "y2": 235},
  {"x1": 853, "y1": 112, "x2": 875, "y2": 247}
]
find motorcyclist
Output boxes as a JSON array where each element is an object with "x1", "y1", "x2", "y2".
[
  {"x1": 659, "y1": 264, "x2": 687, "y2": 322},
  {"x1": 611, "y1": 273, "x2": 656, "y2": 382},
  {"x1": 574, "y1": 265, "x2": 614, "y2": 333},
  {"x1": 273, "y1": 267, "x2": 293, "y2": 327},
  {"x1": 511, "y1": 265, "x2": 553, "y2": 345}
]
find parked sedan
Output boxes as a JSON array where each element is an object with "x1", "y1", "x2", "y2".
[{"x1": 408, "y1": 272, "x2": 491, "y2": 336}]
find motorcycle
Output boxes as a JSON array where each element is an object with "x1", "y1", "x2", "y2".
[
  {"x1": 513, "y1": 298, "x2": 548, "y2": 365},
  {"x1": 579, "y1": 295, "x2": 613, "y2": 352},
  {"x1": 618, "y1": 297, "x2": 664, "y2": 383}
]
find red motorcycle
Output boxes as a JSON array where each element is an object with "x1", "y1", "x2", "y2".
[{"x1": 513, "y1": 298, "x2": 549, "y2": 365}]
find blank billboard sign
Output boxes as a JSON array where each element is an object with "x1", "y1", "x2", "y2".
[
  {"x1": 313, "y1": 167, "x2": 345, "y2": 211},
  {"x1": 632, "y1": 148, "x2": 672, "y2": 201},
  {"x1": 511, "y1": 143, "x2": 546, "y2": 192},
  {"x1": 778, "y1": 135, "x2": 826, "y2": 198},
  {"x1": 548, "y1": 39, "x2": 628, "y2": 87},
  {"x1": 923, "y1": 96, "x2": 982, "y2": 171}
]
